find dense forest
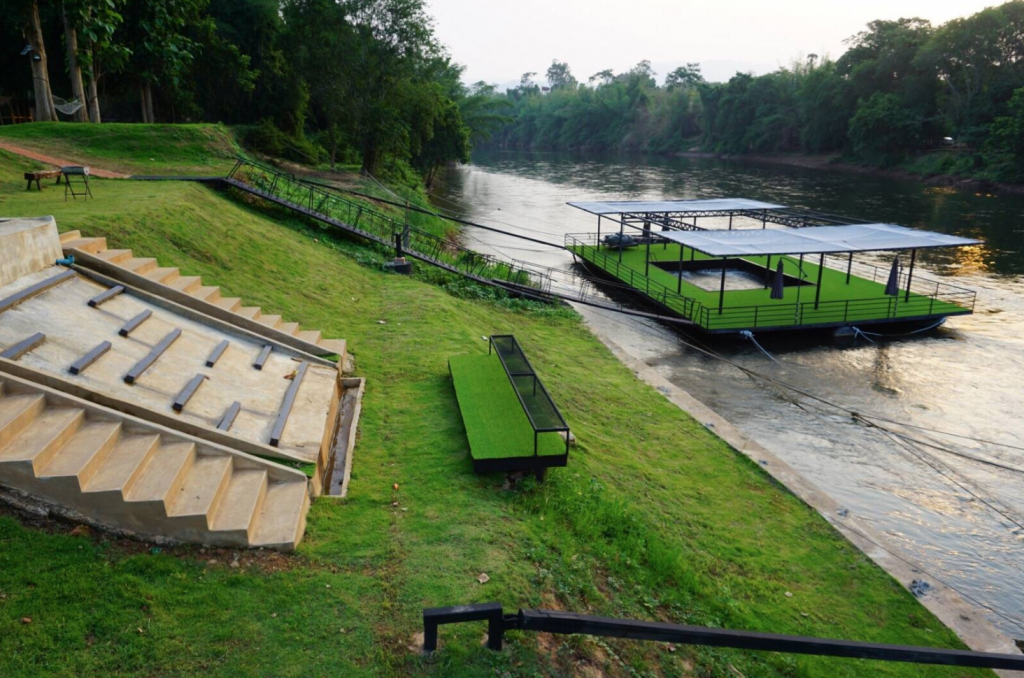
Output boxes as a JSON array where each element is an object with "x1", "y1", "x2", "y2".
[
  {"x1": 488, "y1": 2, "x2": 1024, "y2": 181},
  {"x1": 0, "y1": 0, "x2": 509, "y2": 183}
]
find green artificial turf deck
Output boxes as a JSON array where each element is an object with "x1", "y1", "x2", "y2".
[
  {"x1": 569, "y1": 242, "x2": 969, "y2": 330},
  {"x1": 449, "y1": 353, "x2": 566, "y2": 460}
]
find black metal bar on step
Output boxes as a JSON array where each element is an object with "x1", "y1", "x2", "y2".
[
  {"x1": 206, "y1": 339, "x2": 229, "y2": 367},
  {"x1": 218, "y1": 401, "x2": 241, "y2": 430},
  {"x1": 118, "y1": 310, "x2": 152, "y2": 337},
  {"x1": 69, "y1": 340, "x2": 111, "y2": 375},
  {"x1": 253, "y1": 345, "x2": 272, "y2": 370},
  {"x1": 269, "y1": 362, "x2": 308, "y2": 447},
  {"x1": 87, "y1": 285, "x2": 125, "y2": 308},
  {"x1": 0, "y1": 269, "x2": 75, "y2": 314},
  {"x1": 124, "y1": 328, "x2": 181, "y2": 384},
  {"x1": 1, "y1": 332, "x2": 46, "y2": 360},
  {"x1": 172, "y1": 374, "x2": 206, "y2": 412},
  {"x1": 421, "y1": 604, "x2": 1024, "y2": 670},
  {"x1": 423, "y1": 604, "x2": 505, "y2": 653}
]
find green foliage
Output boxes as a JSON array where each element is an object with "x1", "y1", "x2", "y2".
[
  {"x1": 848, "y1": 93, "x2": 923, "y2": 165},
  {"x1": 238, "y1": 118, "x2": 325, "y2": 164}
]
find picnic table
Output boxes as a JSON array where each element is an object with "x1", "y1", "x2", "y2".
[{"x1": 24, "y1": 169, "x2": 63, "y2": 191}]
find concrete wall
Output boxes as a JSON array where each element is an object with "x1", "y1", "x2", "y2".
[{"x1": 0, "y1": 217, "x2": 62, "y2": 288}]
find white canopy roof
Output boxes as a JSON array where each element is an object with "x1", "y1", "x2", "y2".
[
  {"x1": 568, "y1": 198, "x2": 784, "y2": 215},
  {"x1": 658, "y1": 223, "x2": 981, "y2": 257}
]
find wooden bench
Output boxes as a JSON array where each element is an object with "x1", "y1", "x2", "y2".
[{"x1": 24, "y1": 169, "x2": 62, "y2": 191}]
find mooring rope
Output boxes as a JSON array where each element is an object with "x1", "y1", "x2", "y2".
[
  {"x1": 852, "y1": 317, "x2": 946, "y2": 339},
  {"x1": 739, "y1": 330, "x2": 786, "y2": 366}
]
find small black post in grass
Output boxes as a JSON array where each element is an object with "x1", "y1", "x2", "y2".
[
  {"x1": 765, "y1": 255, "x2": 772, "y2": 288},
  {"x1": 618, "y1": 219, "x2": 625, "y2": 263}
]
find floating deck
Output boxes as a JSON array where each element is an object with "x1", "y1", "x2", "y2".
[{"x1": 565, "y1": 199, "x2": 980, "y2": 334}]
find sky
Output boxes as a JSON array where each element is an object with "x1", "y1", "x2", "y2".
[{"x1": 426, "y1": 0, "x2": 1000, "y2": 86}]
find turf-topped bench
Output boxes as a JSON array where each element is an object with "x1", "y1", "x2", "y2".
[{"x1": 449, "y1": 335, "x2": 570, "y2": 475}]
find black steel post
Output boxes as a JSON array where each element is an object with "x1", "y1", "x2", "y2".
[
  {"x1": 814, "y1": 253, "x2": 825, "y2": 309},
  {"x1": 597, "y1": 215, "x2": 601, "y2": 248},
  {"x1": 765, "y1": 255, "x2": 772, "y2": 288},
  {"x1": 645, "y1": 230, "x2": 651, "y2": 276},
  {"x1": 677, "y1": 245, "x2": 684, "y2": 293},
  {"x1": 718, "y1": 257, "x2": 727, "y2": 314},
  {"x1": 618, "y1": 220, "x2": 625, "y2": 263},
  {"x1": 904, "y1": 248, "x2": 917, "y2": 302},
  {"x1": 846, "y1": 252, "x2": 853, "y2": 284},
  {"x1": 729, "y1": 215, "x2": 733, "y2": 230},
  {"x1": 395, "y1": 233, "x2": 403, "y2": 259}
]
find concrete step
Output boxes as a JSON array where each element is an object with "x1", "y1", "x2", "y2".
[
  {"x1": 144, "y1": 267, "x2": 180, "y2": 285},
  {"x1": 278, "y1": 322, "x2": 300, "y2": 336},
  {"x1": 256, "y1": 314, "x2": 282, "y2": 329},
  {"x1": 84, "y1": 433, "x2": 161, "y2": 495},
  {"x1": 120, "y1": 257, "x2": 158, "y2": 275},
  {"x1": 215, "y1": 297, "x2": 242, "y2": 312},
  {"x1": 0, "y1": 408, "x2": 85, "y2": 473},
  {"x1": 39, "y1": 420, "x2": 122, "y2": 486},
  {"x1": 125, "y1": 442, "x2": 195, "y2": 508},
  {"x1": 59, "y1": 230, "x2": 82, "y2": 244},
  {"x1": 63, "y1": 237, "x2": 107, "y2": 254},
  {"x1": 167, "y1": 275, "x2": 202, "y2": 294},
  {"x1": 251, "y1": 480, "x2": 308, "y2": 551},
  {"x1": 319, "y1": 339, "x2": 347, "y2": 358},
  {"x1": 210, "y1": 469, "x2": 268, "y2": 543},
  {"x1": 191, "y1": 286, "x2": 221, "y2": 304},
  {"x1": 167, "y1": 455, "x2": 233, "y2": 527},
  {"x1": 96, "y1": 249, "x2": 134, "y2": 264},
  {"x1": 0, "y1": 393, "x2": 47, "y2": 448},
  {"x1": 295, "y1": 330, "x2": 322, "y2": 345},
  {"x1": 236, "y1": 306, "x2": 261, "y2": 320}
]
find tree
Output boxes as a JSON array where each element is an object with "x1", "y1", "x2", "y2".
[
  {"x1": 991, "y1": 86, "x2": 1024, "y2": 162},
  {"x1": 64, "y1": 0, "x2": 128, "y2": 123},
  {"x1": 121, "y1": 0, "x2": 207, "y2": 122},
  {"x1": 546, "y1": 60, "x2": 576, "y2": 90},
  {"x1": 848, "y1": 92, "x2": 922, "y2": 164},
  {"x1": 588, "y1": 69, "x2": 614, "y2": 86},
  {"x1": 665, "y1": 63, "x2": 703, "y2": 90},
  {"x1": 61, "y1": 2, "x2": 89, "y2": 121},
  {"x1": 19, "y1": 0, "x2": 57, "y2": 121}
]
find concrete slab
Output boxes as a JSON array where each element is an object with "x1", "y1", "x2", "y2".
[
  {"x1": 0, "y1": 268, "x2": 336, "y2": 462},
  {"x1": 0, "y1": 217, "x2": 63, "y2": 288}
]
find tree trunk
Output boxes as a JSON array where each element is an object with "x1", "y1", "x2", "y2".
[
  {"x1": 329, "y1": 126, "x2": 337, "y2": 169},
  {"x1": 139, "y1": 86, "x2": 149, "y2": 122},
  {"x1": 145, "y1": 82, "x2": 155, "y2": 123},
  {"x1": 62, "y1": 6, "x2": 89, "y2": 122},
  {"x1": 86, "y1": 46, "x2": 101, "y2": 123},
  {"x1": 26, "y1": 0, "x2": 56, "y2": 122}
]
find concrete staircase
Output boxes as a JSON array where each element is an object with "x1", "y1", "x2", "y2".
[
  {"x1": 59, "y1": 231, "x2": 344, "y2": 356},
  {"x1": 0, "y1": 373, "x2": 309, "y2": 550}
]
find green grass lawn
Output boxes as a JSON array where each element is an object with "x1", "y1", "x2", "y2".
[
  {"x1": 0, "y1": 122, "x2": 242, "y2": 176},
  {"x1": 0, "y1": 145, "x2": 993, "y2": 677},
  {"x1": 449, "y1": 353, "x2": 566, "y2": 460},
  {"x1": 570, "y1": 241, "x2": 970, "y2": 330}
]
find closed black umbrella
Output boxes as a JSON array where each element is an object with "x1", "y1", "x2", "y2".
[
  {"x1": 885, "y1": 256, "x2": 900, "y2": 296},
  {"x1": 770, "y1": 259, "x2": 785, "y2": 299}
]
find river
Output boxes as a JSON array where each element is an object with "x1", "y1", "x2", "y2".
[{"x1": 433, "y1": 149, "x2": 1024, "y2": 639}]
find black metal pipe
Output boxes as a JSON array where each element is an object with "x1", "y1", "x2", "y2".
[
  {"x1": 905, "y1": 248, "x2": 917, "y2": 302},
  {"x1": 814, "y1": 253, "x2": 825, "y2": 309}
]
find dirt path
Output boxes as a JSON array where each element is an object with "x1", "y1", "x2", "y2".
[{"x1": 0, "y1": 141, "x2": 129, "y2": 179}]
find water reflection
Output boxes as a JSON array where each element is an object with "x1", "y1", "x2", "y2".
[{"x1": 435, "y1": 149, "x2": 1024, "y2": 637}]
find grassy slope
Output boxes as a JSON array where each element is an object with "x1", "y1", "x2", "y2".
[
  {"x1": 0, "y1": 123, "x2": 241, "y2": 176},
  {"x1": 449, "y1": 354, "x2": 565, "y2": 459},
  {"x1": 0, "y1": 147, "x2": 989, "y2": 678}
]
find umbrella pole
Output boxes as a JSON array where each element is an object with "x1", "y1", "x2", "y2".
[
  {"x1": 904, "y1": 248, "x2": 917, "y2": 302},
  {"x1": 814, "y1": 253, "x2": 825, "y2": 309}
]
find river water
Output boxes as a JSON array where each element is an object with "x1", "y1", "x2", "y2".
[{"x1": 434, "y1": 150, "x2": 1024, "y2": 639}]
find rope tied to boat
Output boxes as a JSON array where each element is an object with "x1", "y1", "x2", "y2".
[
  {"x1": 852, "y1": 318, "x2": 947, "y2": 340},
  {"x1": 739, "y1": 330, "x2": 786, "y2": 366}
]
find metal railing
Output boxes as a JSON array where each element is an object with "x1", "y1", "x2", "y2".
[
  {"x1": 422, "y1": 602, "x2": 1024, "y2": 671},
  {"x1": 566, "y1": 232, "x2": 977, "y2": 332},
  {"x1": 227, "y1": 159, "x2": 556, "y2": 298},
  {"x1": 489, "y1": 335, "x2": 570, "y2": 457}
]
